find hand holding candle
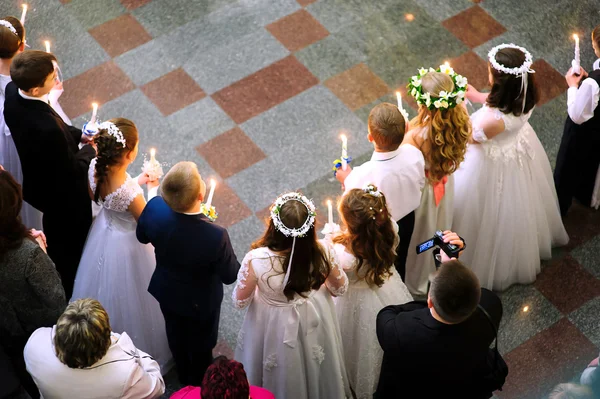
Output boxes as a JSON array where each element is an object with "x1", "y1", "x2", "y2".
[
  {"x1": 142, "y1": 147, "x2": 164, "y2": 181},
  {"x1": 321, "y1": 198, "x2": 340, "y2": 235},
  {"x1": 572, "y1": 34, "x2": 581, "y2": 75},
  {"x1": 341, "y1": 134, "x2": 348, "y2": 171}
]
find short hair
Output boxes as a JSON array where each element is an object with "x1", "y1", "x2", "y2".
[
  {"x1": 201, "y1": 356, "x2": 250, "y2": 399},
  {"x1": 10, "y1": 50, "x2": 56, "y2": 91},
  {"x1": 367, "y1": 102, "x2": 406, "y2": 151},
  {"x1": 429, "y1": 260, "x2": 480, "y2": 324},
  {"x1": 549, "y1": 383, "x2": 593, "y2": 399},
  {"x1": 161, "y1": 162, "x2": 205, "y2": 213},
  {"x1": 53, "y1": 299, "x2": 112, "y2": 369}
]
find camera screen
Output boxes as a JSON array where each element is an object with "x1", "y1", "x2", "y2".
[{"x1": 418, "y1": 239, "x2": 435, "y2": 254}]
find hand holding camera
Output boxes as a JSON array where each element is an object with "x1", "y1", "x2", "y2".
[{"x1": 416, "y1": 229, "x2": 465, "y2": 265}]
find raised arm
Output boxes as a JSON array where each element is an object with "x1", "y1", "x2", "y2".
[
  {"x1": 322, "y1": 241, "x2": 348, "y2": 297},
  {"x1": 232, "y1": 253, "x2": 258, "y2": 309}
]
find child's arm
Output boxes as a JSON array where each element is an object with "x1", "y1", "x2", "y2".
[
  {"x1": 215, "y1": 230, "x2": 240, "y2": 285},
  {"x1": 232, "y1": 253, "x2": 257, "y2": 309},
  {"x1": 566, "y1": 68, "x2": 599, "y2": 125},
  {"x1": 466, "y1": 84, "x2": 489, "y2": 104},
  {"x1": 323, "y1": 242, "x2": 348, "y2": 297}
]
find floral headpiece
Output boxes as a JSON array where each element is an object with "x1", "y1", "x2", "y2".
[
  {"x1": 488, "y1": 43, "x2": 534, "y2": 76},
  {"x1": 0, "y1": 20, "x2": 17, "y2": 36},
  {"x1": 98, "y1": 121, "x2": 126, "y2": 148},
  {"x1": 363, "y1": 184, "x2": 382, "y2": 197},
  {"x1": 270, "y1": 192, "x2": 316, "y2": 238},
  {"x1": 407, "y1": 64, "x2": 467, "y2": 110}
]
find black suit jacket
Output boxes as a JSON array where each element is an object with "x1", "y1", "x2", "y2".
[
  {"x1": 375, "y1": 289, "x2": 502, "y2": 399},
  {"x1": 137, "y1": 197, "x2": 240, "y2": 320}
]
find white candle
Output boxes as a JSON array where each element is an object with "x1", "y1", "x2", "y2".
[
  {"x1": 20, "y1": 4, "x2": 27, "y2": 25},
  {"x1": 327, "y1": 200, "x2": 333, "y2": 225},
  {"x1": 90, "y1": 103, "x2": 98, "y2": 125},
  {"x1": 150, "y1": 148, "x2": 156, "y2": 163},
  {"x1": 573, "y1": 34, "x2": 581, "y2": 74},
  {"x1": 341, "y1": 134, "x2": 348, "y2": 171},
  {"x1": 45, "y1": 40, "x2": 50, "y2": 53},
  {"x1": 206, "y1": 179, "x2": 216, "y2": 209},
  {"x1": 396, "y1": 91, "x2": 403, "y2": 112}
]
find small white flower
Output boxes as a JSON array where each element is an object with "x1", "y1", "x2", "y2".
[
  {"x1": 411, "y1": 88, "x2": 417, "y2": 96},
  {"x1": 455, "y1": 75, "x2": 468, "y2": 88},
  {"x1": 434, "y1": 100, "x2": 442, "y2": 108},
  {"x1": 411, "y1": 76, "x2": 421, "y2": 86},
  {"x1": 440, "y1": 64, "x2": 454, "y2": 75},
  {"x1": 457, "y1": 90, "x2": 465, "y2": 99},
  {"x1": 415, "y1": 91, "x2": 420, "y2": 100},
  {"x1": 422, "y1": 92, "x2": 431, "y2": 107},
  {"x1": 438, "y1": 91, "x2": 450, "y2": 100},
  {"x1": 456, "y1": 98, "x2": 464, "y2": 104},
  {"x1": 440, "y1": 100, "x2": 449, "y2": 108},
  {"x1": 418, "y1": 67, "x2": 428, "y2": 76},
  {"x1": 429, "y1": 67, "x2": 436, "y2": 73}
]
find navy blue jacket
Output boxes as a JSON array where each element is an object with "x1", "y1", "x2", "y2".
[{"x1": 137, "y1": 197, "x2": 240, "y2": 319}]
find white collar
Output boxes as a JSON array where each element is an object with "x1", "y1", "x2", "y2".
[
  {"x1": 19, "y1": 88, "x2": 49, "y2": 104},
  {"x1": 184, "y1": 209, "x2": 203, "y2": 215},
  {"x1": 370, "y1": 146, "x2": 402, "y2": 162}
]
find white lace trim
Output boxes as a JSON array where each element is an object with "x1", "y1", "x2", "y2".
[
  {"x1": 264, "y1": 354, "x2": 278, "y2": 372},
  {"x1": 232, "y1": 253, "x2": 254, "y2": 309},
  {"x1": 325, "y1": 243, "x2": 348, "y2": 296},
  {"x1": 88, "y1": 158, "x2": 143, "y2": 212},
  {"x1": 312, "y1": 345, "x2": 325, "y2": 365}
]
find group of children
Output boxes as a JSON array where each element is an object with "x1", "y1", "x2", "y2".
[{"x1": 2, "y1": 11, "x2": 600, "y2": 399}]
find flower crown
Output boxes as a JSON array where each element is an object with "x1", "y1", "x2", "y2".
[
  {"x1": 98, "y1": 121, "x2": 126, "y2": 148},
  {"x1": 363, "y1": 184, "x2": 382, "y2": 197},
  {"x1": 407, "y1": 64, "x2": 467, "y2": 110},
  {"x1": 488, "y1": 43, "x2": 534, "y2": 76},
  {"x1": 270, "y1": 192, "x2": 316, "y2": 238},
  {"x1": 0, "y1": 20, "x2": 17, "y2": 36}
]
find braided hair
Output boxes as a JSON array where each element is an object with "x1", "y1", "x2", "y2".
[{"x1": 91, "y1": 118, "x2": 139, "y2": 203}]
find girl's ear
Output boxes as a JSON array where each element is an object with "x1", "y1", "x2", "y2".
[{"x1": 18, "y1": 40, "x2": 25, "y2": 53}]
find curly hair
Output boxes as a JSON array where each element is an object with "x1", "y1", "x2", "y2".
[
  {"x1": 414, "y1": 72, "x2": 471, "y2": 183},
  {"x1": 0, "y1": 16, "x2": 25, "y2": 59},
  {"x1": 334, "y1": 187, "x2": 395, "y2": 287},
  {"x1": 201, "y1": 356, "x2": 250, "y2": 399},
  {"x1": 92, "y1": 118, "x2": 139, "y2": 203},
  {"x1": 0, "y1": 169, "x2": 32, "y2": 261}
]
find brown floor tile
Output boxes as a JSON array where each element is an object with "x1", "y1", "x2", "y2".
[
  {"x1": 212, "y1": 55, "x2": 318, "y2": 124},
  {"x1": 297, "y1": 0, "x2": 318, "y2": 5},
  {"x1": 255, "y1": 205, "x2": 272, "y2": 227},
  {"x1": 89, "y1": 14, "x2": 152, "y2": 58},
  {"x1": 61, "y1": 61, "x2": 135, "y2": 118},
  {"x1": 266, "y1": 9, "x2": 329, "y2": 52},
  {"x1": 325, "y1": 63, "x2": 390, "y2": 111},
  {"x1": 449, "y1": 51, "x2": 490, "y2": 91},
  {"x1": 563, "y1": 202, "x2": 600, "y2": 249},
  {"x1": 197, "y1": 127, "x2": 266, "y2": 179},
  {"x1": 535, "y1": 255, "x2": 600, "y2": 314},
  {"x1": 213, "y1": 340, "x2": 234, "y2": 359},
  {"x1": 120, "y1": 0, "x2": 152, "y2": 10},
  {"x1": 211, "y1": 181, "x2": 253, "y2": 229},
  {"x1": 59, "y1": 0, "x2": 72, "y2": 4},
  {"x1": 141, "y1": 68, "x2": 206, "y2": 116},
  {"x1": 441, "y1": 6, "x2": 506, "y2": 49},
  {"x1": 498, "y1": 319, "x2": 598, "y2": 399},
  {"x1": 532, "y1": 59, "x2": 568, "y2": 106}
]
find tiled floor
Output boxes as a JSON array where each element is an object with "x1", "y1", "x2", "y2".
[{"x1": 20, "y1": 0, "x2": 600, "y2": 397}]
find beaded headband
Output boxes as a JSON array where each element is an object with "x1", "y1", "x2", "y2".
[
  {"x1": 0, "y1": 20, "x2": 18, "y2": 36},
  {"x1": 98, "y1": 121, "x2": 126, "y2": 148},
  {"x1": 270, "y1": 192, "x2": 316, "y2": 238}
]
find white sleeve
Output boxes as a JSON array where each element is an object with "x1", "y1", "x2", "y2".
[
  {"x1": 122, "y1": 348, "x2": 165, "y2": 399},
  {"x1": 147, "y1": 186, "x2": 159, "y2": 201},
  {"x1": 567, "y1": 78, "x2": 600, "y2": 125}
]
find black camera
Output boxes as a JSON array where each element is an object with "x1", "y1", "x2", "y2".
[{"x1": 416, "y1": 230, "x2": 462, "y2": 259}]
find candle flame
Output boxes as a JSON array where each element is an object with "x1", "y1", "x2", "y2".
[
  {"x1": 22, "y1": 4, "x2": 27, "y2": 12},
  {"x1": 92, "y1": 102, "x2": 98, "y2": 110},
  {"x1": 327, "y1": 199, "x2": 331, "y2": 206},
  {"x1": 44, "y1": 40, "x2": 50, "y2": 53},
  {"x1": 444, "y1": 61, "x2": 450, "y2": 67},
  {"x1": 210, "y1": 178, "x2": 216, "y2": 186},
  {"x1": 522, "y1": 306, "x2": 529, "y2": 312},
  {"x1": 150, "y1": 148, "x2": 156, "y2": 157},
  {"x1": 404, "y1": 13, "x2": 414, "y2": 22},
  {"x1": 573, "y1": 34, "x2": 579, "y2": 40},
  {"x1": 340, "y1": 134, "x2": 347, "y2": 142}
]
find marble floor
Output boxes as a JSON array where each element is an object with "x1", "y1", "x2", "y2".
[{"x1": 16, "y1": 0, "x2": 600, "y2": 397}]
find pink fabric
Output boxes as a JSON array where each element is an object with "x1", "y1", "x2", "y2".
[
  {"x1": 425, "y1": 171, "x2": 448, "y2": 207},
  {"x1": 170, "y1": 385, "x2": 275, "y2": 399}
]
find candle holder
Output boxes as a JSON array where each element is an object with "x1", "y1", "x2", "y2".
[
  {"x1": 142, "y1": 158, "x2": 164, "y2": 182},
  {"x1": 321, "y1": 222, "x2": 341, "y2": 236},
  {"x1": 200, "y1": 203, "x2": 218, "y2": 222},
  {"x1": 332, "y1": 157, "x2": 352, "y2": 177}
]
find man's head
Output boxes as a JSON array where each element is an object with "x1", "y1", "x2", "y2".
[
  {"x1": 10, "y1": 50, "x2": 57, "y2": 96},
  {"x1": 53, "y1": 299, "x2": 112, "y2": 369},
  {"x1": 427, "y1": 260, "x2": 481, "y2": 324},
  {"x1": 367, "y1": 102, "x2": 406, "y2": 152},
  {"x1": 162, "y1": 161, "x2": 206, "y2": 213}
]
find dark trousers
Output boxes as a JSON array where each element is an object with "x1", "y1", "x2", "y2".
[
  {"x1": 160, "y1": 305, "x2": 216, "y2": 386},
  {"x1": 395, "y1": 211, "x2": 415, "y2": 281}
]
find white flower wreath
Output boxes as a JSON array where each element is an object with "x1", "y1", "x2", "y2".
[
  {"x1": 270, "y1": 192, "x2": 316, "y2": 237},
  {"x1": 0, "y1": 20, "x2": 17, "y2": 36},
  {"x1": 488, "y1": 43, "x2": 534, "y2": 76},
  {"x1": 407, "y1": 64, "x2": 467, "y2": 110},
  {"x1": 98, "y1": 121, "x2": 126, "y2": 148}
]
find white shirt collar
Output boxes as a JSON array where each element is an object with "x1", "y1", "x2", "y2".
[
  {"x1": 370, "y1": 146, "x2": 402, "y2": 162},
  {"x1": 19, "y1": 88, "x2": 49, "y2": 104},
  {"x1": 184, "y1": 210, "x2": 203, "y2": 215}
]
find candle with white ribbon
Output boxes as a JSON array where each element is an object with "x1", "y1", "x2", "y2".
[
  {"x1": 341, "y1": 134, "x2": 348, "y2": 171},
  {"x1": 150, "y1": 148, "x2": 156, "y2": 163},
  {"x1": 44, "y1": 40, "x2": 50, "y2": 53},
  {"x1": 205, "y1": 179, "x2": 216, "y2": 209},
  {"x1": 327, "y1": 200, "x2": 333, "y2": 225},
  {"x1": 20, "y1": 4, "x2": 27, "y2": 25},
  {"x1": 572, "y1": 34, "x2": 581, "y2": 75},
  {"x1": 90, "y1": 103, "x2": 98, "y2": 125}
]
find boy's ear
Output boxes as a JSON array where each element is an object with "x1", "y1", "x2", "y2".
[
  {"x1": 367, "y1": 132, "x2": 374, "y2": 143},
  {"x1": 30, "y1": 87, "x2": 39, "y2": 97}
]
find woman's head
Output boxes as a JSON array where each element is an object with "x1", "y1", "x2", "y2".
[
  {"x1": 593, "y1": 25, "x2": 600, "y2": 58},
  {"x1": 415, "y1": 72, "x2": 471, "y2": 182},
  {"x1": 0, "y1": 17, "x2": 25, "y2": 60},
  {"x1": 92, "y1": 118, "x2": 139, "y2": 203},
  {"x1": 487, "y1": 47, "x2": 538, "y2": 116},
  {"x1": 54, "y1": 298, "x2": 112, "y2": 369},
  {"x1": 252, "y1": 193, "x2": 329, "y2": 300},
  {"x1": 0, "y1": 169, "x2": 30, "y2": 260},
  {"x1": 335, "y1": 186, "x2": 395, "y2": 287},
  {"x1": 201, "y1": 356, "x2": 250, "y2": 399}
]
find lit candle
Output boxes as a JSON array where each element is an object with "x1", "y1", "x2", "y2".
[
  {"x1": 444, "y1": 61, "x2": 450, "y2": 67},
  {"x1": 341, "y1": 134, "x2": 348, "y2": 171},
  {"x1": 20, "y1": 4, "x2": 27, "y2": 25},
  {"x1": 205, "y1": 179, "x2": 216, "y2": 209},
  {"x1": 150, "y1": 148, "x2": 156, "y2": 163},
  {"x1": 90, "y1": 103, "x2": 98, "y2": 125},
  {"x1": 396, "y1": 91, "x2": 403, "y2": 112},
  {"x1": 327, "y1": 199, "x2": 333, "y2": 225},
  {"x1": 44, "y1": 40, "x2": 50, "y2": 53},
  {"x1": 572, "y1": 34, "x2": 581, "y2": 75}
]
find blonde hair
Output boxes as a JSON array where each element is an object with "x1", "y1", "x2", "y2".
[
  {"x1": 414, "y1": 72, "x2": 471, "y2": 182},
  {"x1": 54, "y1": 299, "x2": 112, "y2": 369},
  {"x1": 162, "y1": 162, "x2": 205, "y2": 213}
]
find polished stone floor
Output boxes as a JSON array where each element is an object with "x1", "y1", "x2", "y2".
[{"x1": 17, "y1": 0, "x2": 600, "y2": 397}]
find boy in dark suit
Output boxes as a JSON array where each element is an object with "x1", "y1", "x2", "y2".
[
  {"x1": 137, "y1": 162, "x2": 240, "y2": 385},
  {"x1": 4, "y1": 50, "x2": 95, "y2": 298}
]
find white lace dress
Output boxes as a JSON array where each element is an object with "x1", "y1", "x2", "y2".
[
  {"x1": 453, "y1": 105, "x2": 569, "y2": 291},
  {"x1": 71, "y1": 158, "x2": 172, "y2": 371},
  {"x1": 232, "y1": 242, "x2": 352, "y2": 399},
  {"x1": 332, "y1": 239, "x2": 413, "y2": 399}
]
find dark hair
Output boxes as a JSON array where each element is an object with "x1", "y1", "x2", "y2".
[
  {"x1": 201, "y1": 356, "x2": 250, "y2": 399},
  {"x1": 10, "y1": 50, "x2": 56, "y2": 91},
  {"x1": 334, "y1": 187, "x2": 395, "y2": 287},
  {"x1": 0, "y1": 169, "x2": 32, "y2": 261},
  {"x1": 0, "y1": 16, "x2": 25, "y2": 59},
  {"x1": 429, "y1": 260, "x2": 480, "y2": 324},
  {"x1": 252, "y1": 197, "x2": 330, "y2": 301},
  {"x1": 368, "y1": 103, "x2": 406, "y2": 151},
  {"x1": 593, "y1": 25, "x2": 600, "y2": 51},
  {"x1": 487, "y1": 47, "x2": 538, "y2": 116},
  {"x1": 92, "y1": 118, "x2": 139, "y2": 203}
]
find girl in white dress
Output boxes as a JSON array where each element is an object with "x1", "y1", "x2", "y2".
[
  {"x1": 453, "y1": 44, "x2": 568, "y2": 291},
  {"x1": 71, "y1": 118, "x2": 172, "y2": 370},
  {"x1": 232, "y1": 192, "x2": 352, "y2": 399},
  {"x1": 404, "y1": 69, "x2": 471, "y2": 295},
  {"x1": 330, "y1": 185, "x2": 413, "y2": 399}
]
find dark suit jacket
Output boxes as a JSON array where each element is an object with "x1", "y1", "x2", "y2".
[
  {"x1": 137, "y1": 197, "x2": 240, "y2": 320},
  {"x1": 375, "y1": 288, "x2": 502, "y2": 399}
]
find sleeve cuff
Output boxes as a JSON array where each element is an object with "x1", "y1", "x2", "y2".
[{"x1": 147, "y1": 186, "x2": 159, "y2": 201}]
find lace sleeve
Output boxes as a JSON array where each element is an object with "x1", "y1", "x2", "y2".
[
  {"x1": 472, "y1": 125, "x2": 489, "y2": 143},
  {"x1": 322, "y1": 241, "x2": 348, "y2": 297},
  {"x1": 88, "y1": 158, "x2": 97, "y2": 194},
  {"x1": 106, "y1": 177, "x2": 144, "y2": 212},
  {"x1": 232, "y1": 252, "x2": 258, "y2": 309}
]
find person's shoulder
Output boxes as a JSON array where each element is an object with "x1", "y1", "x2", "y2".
[
  {"x1": 250, "y1": 386, "x2": 275, "y2": 399},
  {"x1": 25, "y1": 327, "x2": 53, "y2": 349}
]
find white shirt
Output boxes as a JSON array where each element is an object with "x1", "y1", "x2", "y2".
[
  {"x1": 567, "y1": 77, "x2": 600, "y2": 125},
  {"x1": 593, "y1": 58, "x2": 600, "y2": 71},
  {"x1": 24, "y1": 327, "x2": 165, "y2": 399},
  {"x1": 344, "y1": 144, "x2": 425, "y2": 221},
  {"x1": 18, "y1": 88, "x2": 49, "y2": 104}
]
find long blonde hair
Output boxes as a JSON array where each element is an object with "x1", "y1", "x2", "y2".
[{"x1": 413, "y1": 72, "x2": 471, "y2": 182}]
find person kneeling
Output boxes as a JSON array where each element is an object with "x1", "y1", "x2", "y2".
[{"x1": 23, "y1": 298, "x2": 165, "y2": 399}]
